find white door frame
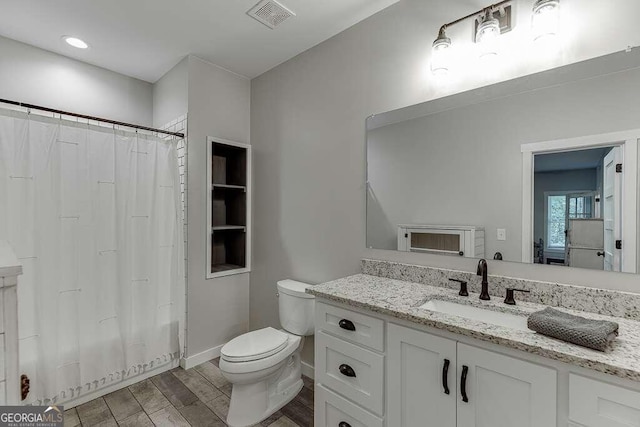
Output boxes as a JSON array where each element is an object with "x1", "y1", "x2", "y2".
[{"x1": 521, "y1": 129, "x2": 639, "y2": 273}]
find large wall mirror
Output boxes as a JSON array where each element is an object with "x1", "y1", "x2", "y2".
[{"x1": 366, "y1": 49, "x2": 640, "y2": 274}]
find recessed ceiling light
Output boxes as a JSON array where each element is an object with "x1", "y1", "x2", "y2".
[{"x1": 62, "y1": 36, "x2": 89, "y2": 49}]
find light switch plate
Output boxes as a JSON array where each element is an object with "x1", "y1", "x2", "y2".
[{"x1": 497, "y1": 228, "x2": 506, "y2": 241}]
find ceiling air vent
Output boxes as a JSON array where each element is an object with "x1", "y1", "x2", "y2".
[{"x1": 247, "y1": 0, "x2": 296, "y2": 29}]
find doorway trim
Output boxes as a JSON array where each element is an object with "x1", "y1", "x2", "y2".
[{"x1": 521, "y1": 129, "x2": 639, "y2": 273}]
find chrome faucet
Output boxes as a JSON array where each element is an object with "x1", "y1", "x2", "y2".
[{"x1": 476, "y1": 259, "x2": 490, "y2": 300}]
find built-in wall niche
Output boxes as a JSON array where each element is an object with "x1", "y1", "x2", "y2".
[{"x1": 207, "y1": 137, "x2": 251, "y2": 278}]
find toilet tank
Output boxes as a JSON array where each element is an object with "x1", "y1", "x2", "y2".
[{"x1": 277, "y1": 280, "x2": 315, "y2": 336}]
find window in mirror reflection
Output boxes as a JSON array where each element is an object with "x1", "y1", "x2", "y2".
[
  {"x1": 547, "y1": 194, "x2": 567, "y2": 249},
  {"x1": 545, "y1": 193, "x2": 595, "y2": 251}
]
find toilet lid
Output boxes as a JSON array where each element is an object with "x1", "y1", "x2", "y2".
[{"x1": 221, "y1": 327, "x2": 289, "y2": 362}]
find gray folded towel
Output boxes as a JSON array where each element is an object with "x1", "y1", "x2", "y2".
[{"x1": 527, "y1": 307, "x2": 619, "y2": 351}]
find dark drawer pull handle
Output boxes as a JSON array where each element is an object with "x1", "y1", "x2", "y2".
[
  {"x1": 339, "y1": 364, "x2": 356, "y2": 378},
  {"x1": 338, "y1": 423, "x2": 351, "y2": 427},
  {"x1": 442, "y1": 359, "x2": 450, "y2": 395},
  {"x1": 339, "y1": 319, "x2": 356, "y2": 331},
  {"x1": 461, "y1": 365, "x2": 469, "y2": 403}
]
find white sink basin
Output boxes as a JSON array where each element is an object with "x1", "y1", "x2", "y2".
[{"x1": 419, "y1": 300, "x2": 531, "y2": 332}]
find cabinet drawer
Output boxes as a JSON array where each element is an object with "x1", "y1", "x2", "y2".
[
  {"x1": 569, "y1": 374, "x2": 640, "y2": 427},
  {"x1": 316, "y1": 331, "x2": 384, "y2": 415},
  {"x1": 316, "y1": 302, "x2": 384, "y2": 351},
  {"x1": 315, "y1": 384, "x2": 383, "y2": 427}
]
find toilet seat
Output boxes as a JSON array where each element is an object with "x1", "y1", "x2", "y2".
[
  {"x1": 221, "y1": 327, "x2": 289, "y2": 363},
  {"x1": 219, "y1": 332, "x2": 301, "y2": 375}
]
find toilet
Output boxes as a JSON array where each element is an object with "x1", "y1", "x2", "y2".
[{"x1": 219, "y1": 279, "x2": 315, "y2": 427}]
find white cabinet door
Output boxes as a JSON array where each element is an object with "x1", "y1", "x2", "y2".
[
  {"x1": 457, "y1": 343, "x2": 557, "y2": 427},
  {"x1": 387, "y1": 324, "x2": 457, "y2": 427}
]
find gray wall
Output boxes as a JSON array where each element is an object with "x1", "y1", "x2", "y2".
[
  {"x1": 186, "y1": 56, "x2": 251, "y2": 358},
  {"x1": 153, "y1": 57, "x2": 188, "y2": 127},
  {"x1": 0, "y1": 36, "x2": 153, "y2": 125},
  {"x1": 533, "y1": 169, "x2": 598, "y2": 248},
  {"x1": 250, "y1": 0, "x2": 640, "y2": 368}
]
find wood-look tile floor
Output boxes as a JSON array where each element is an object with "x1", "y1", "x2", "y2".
[{"x1": 64, "y1": 358, "x2": 314, "y2": 427}]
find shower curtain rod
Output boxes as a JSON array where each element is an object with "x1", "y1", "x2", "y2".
[{"x1": 0, "y1": 98, "x2": 185, "y2": 138}]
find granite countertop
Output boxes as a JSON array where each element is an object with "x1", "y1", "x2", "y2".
[{"x1": 306, "y1": 273, "x2": 640, "y2": 382}]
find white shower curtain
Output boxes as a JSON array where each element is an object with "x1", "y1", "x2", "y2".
[{"x1": 0, "y1": 108, "x2": 185, "y2": 404}]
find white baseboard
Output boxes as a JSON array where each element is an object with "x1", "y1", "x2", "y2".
[
  {"x1": 301, "y1": 360, "x2": 314, "y2": 379},
  {"x1": 181, "y1": 344, "x2": 224, "y2": 370},
  {"x1": 63, "y1": 359, "x2": 179, "y2": 409}
]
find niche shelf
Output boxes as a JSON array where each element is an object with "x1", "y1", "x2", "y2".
[{"x1": 207, "y1": 137, "x2": 251, "y2": 278}]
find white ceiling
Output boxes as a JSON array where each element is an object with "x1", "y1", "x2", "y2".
[
  {"x1": 535, "y1": 148, "x2": 613, "y2": 173},
  {"x1": 0, "y1": 0, "x2": 399, "y2": 82}
]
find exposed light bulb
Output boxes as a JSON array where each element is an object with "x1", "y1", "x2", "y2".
[
  {"x1": 476, "y1": 11, "x2": 501, "y2": 61},
  {"x1": 431, "y1": 27, "x2": 452, "y2": 76},
  {"x1": 532, "y1": 0, "x2": 560, "y2": 44},
  {"x1": 63, "y1": 36, "x2": 89, "y2": 49}
]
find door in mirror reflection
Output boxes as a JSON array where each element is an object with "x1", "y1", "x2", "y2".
[{"x1": 603, "y1": 146, "x2": 622, "y2": 271}]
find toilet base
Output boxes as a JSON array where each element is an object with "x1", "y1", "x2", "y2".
[
  {"x1": 227, "y1": 378, "x2": 303, "y2": 427},
  {"x1": 225, "y1": 352, "x2": 304, "y2": 427}
]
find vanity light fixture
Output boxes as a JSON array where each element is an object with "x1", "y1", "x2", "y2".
[
  {"x1": 430, "y1": 0, "x2": 512, "y2": 75},
  {"x1": 531, "y1": 0, "x2": 560, "y2": 44},
  {"x1": 62, "y1": 36, "x2": 89, "y2": 49},
  {"x1": 431, "y1": 27, "x2": 452, "y2": 76},
  {"x1": 476, "y1": 9, "x2": 502, "y2": 61}
]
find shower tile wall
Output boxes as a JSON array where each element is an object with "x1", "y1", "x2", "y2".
[
  {"x1": 161, "y1": 114, "x2": 188, "y2": 254},
  {"x1": 161, "y1": 114, "x2": 188, "y2": 356}
]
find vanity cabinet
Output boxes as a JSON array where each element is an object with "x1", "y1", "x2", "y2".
[
  {"x1": 387, "y1": 324, "x2": 556, "y2": 427},
  {"x1": 315, "y1": 301, "x2": 556, "y2": 427},
  {"x1": 315, "y1": 299, "x2": 640, "y2": 427}
]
